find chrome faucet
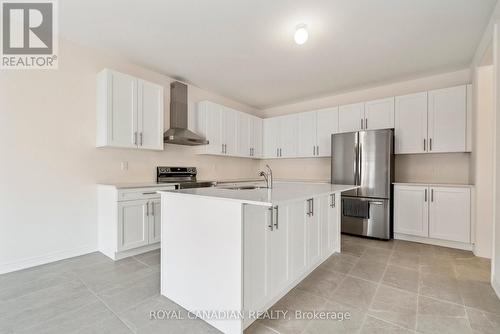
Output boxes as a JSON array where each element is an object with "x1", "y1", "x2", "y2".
[{"x1": 258, "y1": 164, "x2": 273, "y2": 189}]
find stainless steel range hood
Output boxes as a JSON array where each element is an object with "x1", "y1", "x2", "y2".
[{"x1": 164, "y1": 81, "x2": 209, "y2": 146}]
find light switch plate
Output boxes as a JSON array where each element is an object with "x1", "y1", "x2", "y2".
[{"x1": 121, "y1": 161, "x2": 128, "y2": 171}]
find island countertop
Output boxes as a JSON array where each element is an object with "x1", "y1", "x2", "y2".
[{"x1": 158, "y1": 182, "x2": 358, "y2": 206}]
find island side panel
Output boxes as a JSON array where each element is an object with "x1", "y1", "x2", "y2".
[
  {"x1": 335, "y1": 191, "x2": 342, "y2": 253},
  {"x1": 160, "y1": 193, "x2": 244, "y2": 334}
]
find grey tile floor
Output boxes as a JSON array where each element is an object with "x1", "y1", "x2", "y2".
[{"x1": 0, "y1": 236, "x2": 499, "y2": 333}]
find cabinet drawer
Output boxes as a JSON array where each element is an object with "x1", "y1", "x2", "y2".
[{"x1": 118, "y1": 186, "x2": 176, "y2": 201}]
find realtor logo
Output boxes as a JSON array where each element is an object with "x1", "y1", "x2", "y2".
[{"x1": 1, "y1": 0, "x2": 58, "y2": 69}]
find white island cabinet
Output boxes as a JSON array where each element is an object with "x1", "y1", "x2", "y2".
[{"x1": 159, "y1": 182, "x2": 356, "y2": 334}]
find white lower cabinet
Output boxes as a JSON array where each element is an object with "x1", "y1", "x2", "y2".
[
  {"x1": 288, "y1": 200, "x2": 308, "y2": 279},
  {"x1": 243, "y1": 205, "x2": 269, "y2": 314},
  {"x1": 306, "y1": 197, "x2": 321, "y2": 267},
  {"x1": 118, "y1": 200, "x2": 150, "y2": 251},
  {"x1": 428, "y1": 187, "x2": 471, "y2": 243},
  {"x1": 320, "y1": 193, "x2": 339, "y2": 256},
  {"x1": 394, "y1": 184, "x2": 471, "y2": 247},
  {"x1": 98, "y1": 185, "x2": 176, "y2": 260},
  {"x1": 394, "y1": 185, "x2": 429, "y2": 237},
  {"x1": 266, "y1": 205, "x2": 289, "y2": 298},
  {"x1": 243, "y1": 193, "x2": 339, "y2": 320},
  {"x1": 149, "y1": 199, "x2": 162, "y2": 244}
]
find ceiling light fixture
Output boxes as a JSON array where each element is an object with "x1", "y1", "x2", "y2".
[{"x1": 294, "y1": 24, "x2": 309, "y2": 45}]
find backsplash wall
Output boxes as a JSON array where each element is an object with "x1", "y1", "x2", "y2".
[{"x1": 262, "y1": 153, "x2": 471, "y2": 184}]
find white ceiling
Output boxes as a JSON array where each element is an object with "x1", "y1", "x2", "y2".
[{"x1": 60, "y1": 0, "x2": 496, "y2": 108}]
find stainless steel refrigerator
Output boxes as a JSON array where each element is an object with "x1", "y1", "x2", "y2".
[{"x1": 331, "y1": 129, "x2": 394, "y2": 240}]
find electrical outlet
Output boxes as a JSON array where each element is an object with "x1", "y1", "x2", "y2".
[{"x1": 121, "y1": 161, "x2": 129, "y2": 171}]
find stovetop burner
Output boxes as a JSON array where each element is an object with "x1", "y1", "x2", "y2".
[{"x1": 156, "y1": 167, "x2": 216, "y2": 189}]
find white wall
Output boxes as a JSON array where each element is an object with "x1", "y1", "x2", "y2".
[
  {"x1": 0, "y1": 40, "x2": 261, "y2": 274},
  {"x1": 492, "y1": 21, "x2": 500, "y2": 297},
  {"x1": 472, "y1": 65, "x2": 494, "y2": 258},
  {"x1": 260, "y1": 69, "x2": 472, "y2": 184}
]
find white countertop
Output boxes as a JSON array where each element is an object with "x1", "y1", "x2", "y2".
[
  {"x1": 159, "y1": 182, "x2": 359, "y2": 206},
  {"x1": 98, "y1": 182, "x2": 179, "y2": 189},
  {"x1": 393, "y1": 182, "x2": 474, "y2": 188}
]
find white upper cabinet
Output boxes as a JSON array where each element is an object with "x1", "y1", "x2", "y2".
[
  {"x1": 198, "y1": 84, "x2": 469, "y2": 159},
  {"x1": 338, "y1": 102, "x2": 365, "y2": 133},
  {"x1": 279, "y1": 115, "x2": 299, "y2": 158},
  {"x1": 395, "y1": 85, "x2": 468, "y2": 154},
  {"x1": 223, "y1": 107, "x2": 238, "y2": 155},
  {"x1": 428, "y1": 85, "x2": 466, "y2": 153},
  {"x1": 251, "y1": 116, "x2": 263, "y2": 158},
  {"x1": 395, "y1": 92, "x2": 428, "y2": 154},
  {"x1": 97, "y1": 69, "x2": 164, "y2": 150},
  {"x1": 263, "y1": 115, "x2": 299, "y2": 158},
  {"x1": 364, "y1": 97, "x2": 395, "y2": 130},
  {"x1": 263, "y1": 117, "x2": 280, "y2": 158},
  {"x1": 297, "y1": 111, "x2": 317, "y2": 157},
  {"x1": 237, "y1": 112, "x2": 251, "y2": 157},
  {"x1": 316, "y1": 107, "x2": 339, "y2": 157},
  {"x1": 198, "y1": 101, "x2": 224, "y2": 154},
  {"x1": 138, "y1": 80, "x2": 164, "y2": 150},
  {"x1": 277, "y1": 107, "x2": 338, "y2": 158},
  {"x1": 198, "y1": 101, "x2": 262, "y2": 158},
  {"x1": 466, "y1": 84, "x2": 472, "y2": 152},
  {"x1": 237, "y1": 113, "x2": 262, "y2": 158},
  {"x1": 428, "y1": 186, "x2": 470, "y2": 243}
]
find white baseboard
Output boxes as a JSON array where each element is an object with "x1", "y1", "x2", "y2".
[
  {"x1": 0, "y1": 244, "x2": 97, "y2": 275},
  {"x1": 106, "y1": 243, "x2": 160, "y2": 261},
  {"x1": 394, "y1": 233, "x2": 473, "y2": 251},
  {"x1": 492, "y1": 275, "x2": 500, "y2": 299}
]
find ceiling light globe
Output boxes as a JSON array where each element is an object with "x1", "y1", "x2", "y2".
[{"x1": 294, "y1": 24, "x2": 308, "y2": 45}]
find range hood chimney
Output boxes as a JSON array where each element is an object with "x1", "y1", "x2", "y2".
[{"x1": 163, "y1": 81, "x2": 209, "y2": 146}]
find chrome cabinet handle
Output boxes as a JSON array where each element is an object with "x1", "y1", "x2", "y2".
[
  {"x1": 311, "y1": 198, "x2": 314, "y2": 216},
  {"x1": 151, "y1": 202, "x2": 154, "y2": 216},
  {"x1": 274, "y1": 206, "x2": 279, "y2": 229},
  {"x1": 142, "y1": 192, "x2": 156, "y2": 195},
  {"x1": 424, "y1": 189, "x2": 427, "y2": 202},
  {"x1": 330, "y1": 193, "x2": 335, "y2": 208},
  {"x1": 306, "y1": 199, "x2": 311, "y2": 216},
  {"x1": 431, "y1": 189, "x2": 434, "y2": 202},
  {"x1": 268, "y1": 207, "x2": 274, "y2": 231},
  {"x1": 146, "y1": 202, "x2": 149, "y2": 216},
  {"x1": 280, "y1": 148, "x2": 282, "y2": 157},
  {"x1": 222, "y1": 144, "x2": 224, "y2": 154},
  {"x1": 424, "y1": 139, "x2": 426, "y2": 151},
  {"x1": 365, "y1": 118, "x2": 368, "y2": 129},
  {"x1": 140, "y1": 132, "x2": 143, "y2": 146},
  {"x1": 134, "y1": 132, "x2": 138, "y2": 146},
  {"x1": 360, "y1": 118, "x2": 364, "y2": 130},
  {"x1": 276, "y1": 148, "x2": 279, "y2": 157},
  {"x1": 429, "y1": 138, "x2": 432, "y2": 151}
]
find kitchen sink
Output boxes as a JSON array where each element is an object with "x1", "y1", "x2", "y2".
[{"x1": 224, "y1": 186, "x2": 267, "y2": 190}]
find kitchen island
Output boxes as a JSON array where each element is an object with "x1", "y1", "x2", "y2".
[{"x1": 159, "y1": 182, "x2": 358, "y2": 334}]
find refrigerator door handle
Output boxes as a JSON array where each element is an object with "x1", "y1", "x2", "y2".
[
  {"x1": 358, "y1": 142, "x2": 363, "y2": 186},
  {"x1": 353, "y1": 143, "x2": 359, "y2": 186}
]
